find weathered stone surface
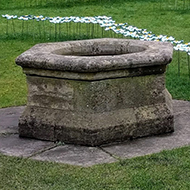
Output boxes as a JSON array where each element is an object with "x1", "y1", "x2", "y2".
[
  {"x1": 102, "y1": 100, "x2": 190, "y2": 159},
  {"x1": 16, "y1": 38, "x2": 173, "y2": 74},
  {"x1": 19, "y1": 76, "x2": 173, "y2": 145},
  {"x1": 16, "y1": 38, "x2": 174, "y2": 146}
]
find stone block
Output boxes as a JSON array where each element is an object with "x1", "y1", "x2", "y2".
[{"x1": 16, "y1": 38, "x2": 174, "y2": 146}]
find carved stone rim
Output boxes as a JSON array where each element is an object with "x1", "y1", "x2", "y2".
[{"x1": 16, "y1": 38, "x2": 173, "y2": 73}]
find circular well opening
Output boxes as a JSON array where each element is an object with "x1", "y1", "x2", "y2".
[{"x1": 53, "y1": 40, "x2": 147, "y2": 56}]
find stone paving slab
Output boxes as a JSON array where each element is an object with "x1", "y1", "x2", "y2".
[
  {"x1": 31, "y1": 145, "x2": 117, "y2": 167},
  {"x1": 0, "y1": 134, "x2": 55, "y2": 158},
  {"x1": 0, "y1": 100, "x2": 189, "y2": 166},
  {"x1": 0, "y1": 106, "x2": 25, "y2": 134}
]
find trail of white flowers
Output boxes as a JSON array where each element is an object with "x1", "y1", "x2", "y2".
[{"x1": 2, "y1": 14, "x2": 190, "y2": 55}]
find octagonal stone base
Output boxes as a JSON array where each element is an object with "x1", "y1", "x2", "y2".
[{"x1": 16, "y1": 38, "x2": 174, "y2": 146}]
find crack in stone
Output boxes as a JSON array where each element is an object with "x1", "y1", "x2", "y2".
[
  {"x1": 27, "y1": 143, "x2": 58, "y2": 159},
  {"x1": 98, "y1": 146, "x2": 121, "y2": 160}
]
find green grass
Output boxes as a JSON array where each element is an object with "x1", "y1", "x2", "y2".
[
  {"x1": 0, "y1": 1, "x2": 190, "y2": 188},
  {"x1": 0, "y1": 0, "x2": 190, "y2": 108},
  {"x1": 1, "y1": 146, "x2": 190, "y2": 189}
]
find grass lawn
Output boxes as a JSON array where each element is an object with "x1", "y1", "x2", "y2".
[
  {"x1": 0, "y1": 0, "x2": 190, "y2": 189},
  {"x1": 0, "y1": 146, "x2": 190, "y2": 189},
  {"x1": 0, "y1": 0, "x2": 190, "y2": 108}
]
